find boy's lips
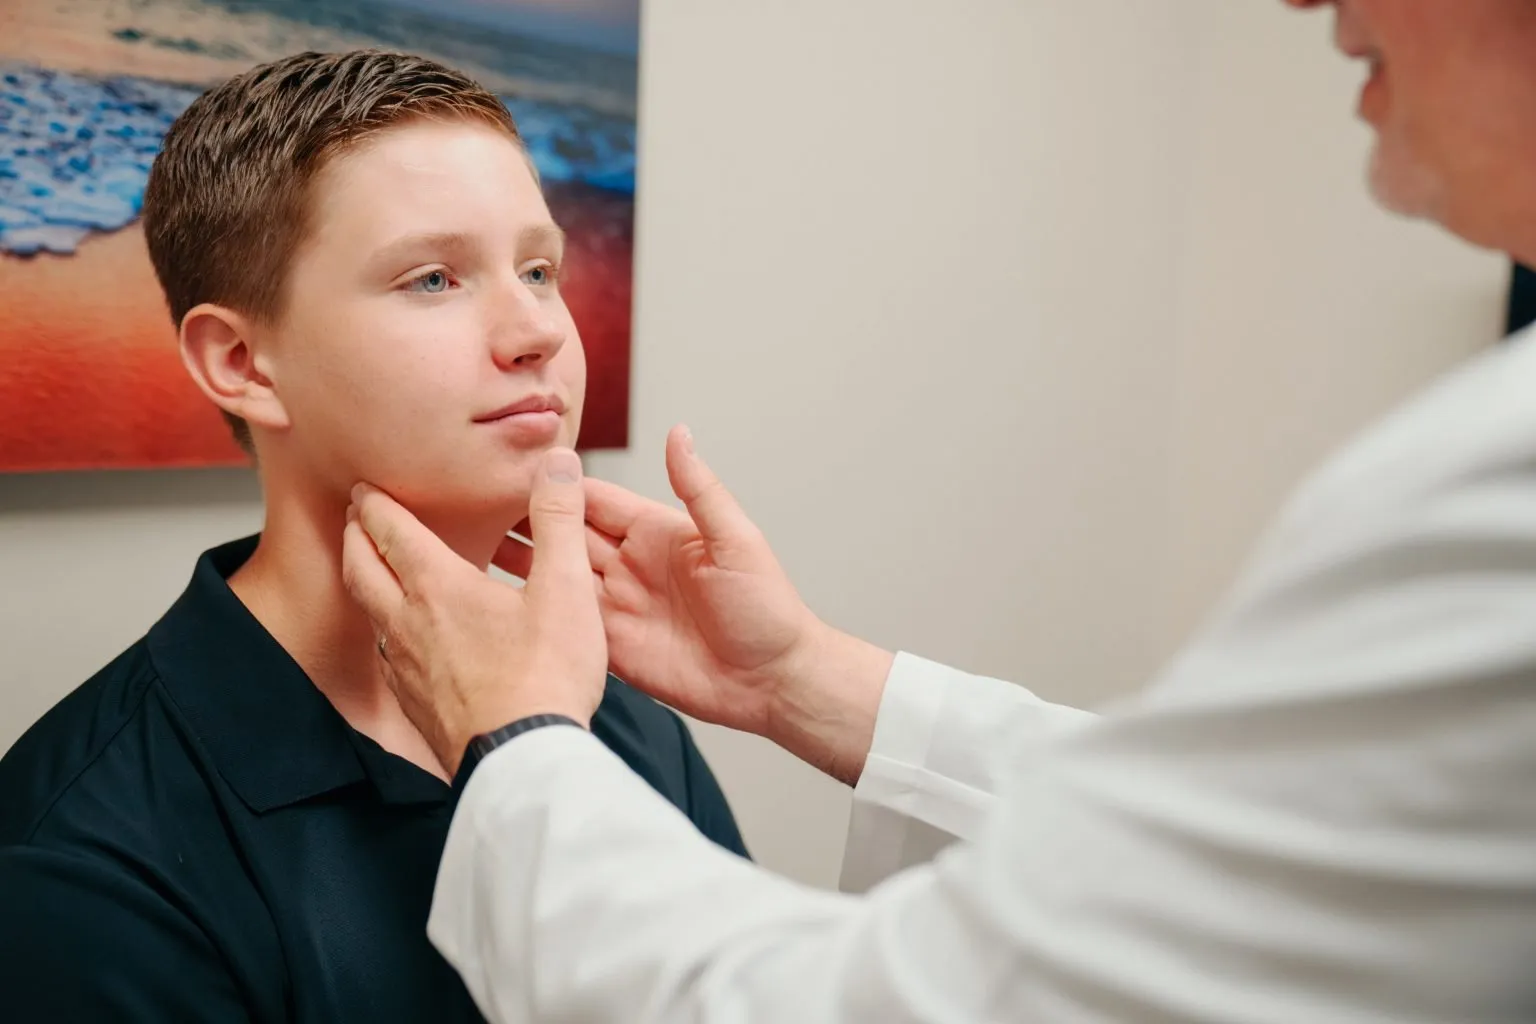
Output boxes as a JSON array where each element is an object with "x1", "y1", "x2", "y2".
[
  {"x1": 473, "y1": 394, "x2": 566, "y2": 424},
  {"x1": 474, "y1": 394, "x2": 566, "y2": 446}
]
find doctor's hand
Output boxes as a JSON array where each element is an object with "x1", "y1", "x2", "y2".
[
  {"x1": 341, "y1": 449, "x2": 608, "y2": 776},
  {"x1": 498, "y1": 426, "x2": 893, "y2": 786}
]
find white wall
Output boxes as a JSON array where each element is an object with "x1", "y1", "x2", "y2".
[{"x1": 0, "y1": 0, "x2": 1510, "y2": 889}]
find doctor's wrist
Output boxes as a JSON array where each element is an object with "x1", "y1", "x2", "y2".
[
  {"x1": 451, "y1": 712, "x2": 587, "y2": 790},
  {"x1": 765, "y1": 624, "x2": 894, "y2": 788},
  {"x1": 427, "y1": 690, "x2": 594, "y2": 778}
]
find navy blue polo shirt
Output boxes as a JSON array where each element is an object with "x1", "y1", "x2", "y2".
[{"x1": 0, "y1": 536, "x2": 747, "y2": 1021}]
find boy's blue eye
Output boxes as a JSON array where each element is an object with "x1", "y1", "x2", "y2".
[
  {"x1": 523, "y1": 265, "x2": 558, "y2": 287},
  {"x1": 411, "y1": 270, "x2": 450, "y2": 294}
]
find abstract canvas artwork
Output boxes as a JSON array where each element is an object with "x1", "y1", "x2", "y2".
[{"x1": 0, "y1": 0, "x2": 638, "y2": 471}]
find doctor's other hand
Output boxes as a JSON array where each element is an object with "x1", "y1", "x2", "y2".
[
  {"x1": 342, "y1": 449, "x2": 609, "y2": 776},
  {"x1": 498, "y1": 426, "x2": 894, "y2": 787}
]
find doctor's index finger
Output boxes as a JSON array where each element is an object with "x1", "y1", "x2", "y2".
[
  {"x1": 341, "y1": 516, "x2": 405, "y2": 625},
  {"x1": 350, "y1": 483, "x2": 459, "y2": 597}
]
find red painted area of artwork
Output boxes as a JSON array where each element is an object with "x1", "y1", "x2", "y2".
[
  {"x1": 548, "y1": 183, "x2": 634, "y2": 453},
  {"x1": 0, "y1": 183, "x2": 632, "y2": 471}
]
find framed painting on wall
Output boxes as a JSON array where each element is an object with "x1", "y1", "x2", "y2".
[{"x1": 0, "y1": 0, "x2": 638, "y2": 471}]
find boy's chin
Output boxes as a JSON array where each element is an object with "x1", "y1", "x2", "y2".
[{"x1": 388, "y1": 470, "x2": 537, "y2": 524}]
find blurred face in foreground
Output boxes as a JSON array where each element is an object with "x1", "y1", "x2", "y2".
[{"x1": 1286, "y1": 0, "x2": 1536, "y2": 258}]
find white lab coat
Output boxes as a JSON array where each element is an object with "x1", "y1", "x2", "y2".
[{"x1": 429, "y1": 328, "x2": 1536, "y2": 1023}]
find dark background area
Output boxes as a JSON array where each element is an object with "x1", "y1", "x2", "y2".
[{"x1": 1509, "y1": 263, "x2": 1535, "y2": 336}]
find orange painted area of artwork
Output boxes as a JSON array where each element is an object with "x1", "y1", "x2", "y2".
[
  {"x1": 0, "y1": 222, "x2": 242, "y2": 470},
  {"x1": 0, "y1": 183, "x2": 633, "y2": 472},
  {"x1": 0, "y1": 325, "x2": 246, "y2": 471}
]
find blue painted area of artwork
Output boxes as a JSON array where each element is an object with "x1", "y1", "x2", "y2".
[
  {"x1": 503, "y1": 94, "x2": 636, "y2": 197},
  {"x1": 0, "y1": 65, "x2": 195, "y2": 255},
  {"x1": 0, "y1": 62, "x2": 635, "y2": 256}
]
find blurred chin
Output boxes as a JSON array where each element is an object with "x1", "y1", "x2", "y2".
[{"x1": 1366, "y1": 137, "x2": 1445, "y2": 222}]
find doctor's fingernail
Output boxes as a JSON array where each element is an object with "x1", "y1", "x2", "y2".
[{"x1": 682, "y1": 426, "x2": 695, "y2": 455}]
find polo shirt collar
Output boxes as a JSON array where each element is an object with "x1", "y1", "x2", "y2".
[{"x1": 146, "y1": 535, "x2": 381, "y2": 813}]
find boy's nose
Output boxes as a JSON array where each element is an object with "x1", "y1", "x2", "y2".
[{"x1": 490, "y1": 293, "x2": 566, "y2": 371}]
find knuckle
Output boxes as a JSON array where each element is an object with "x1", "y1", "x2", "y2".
[
  {"x1": 536, "y1": 492, "x2": 584, "y2": 520},
  {"x1": 702, "y1": 478, "x2": 738, "y2": 514},
  {"x1": 370, "y1": 528, "x2": 393, "y2": 562},
  {"x1": 403, "y1": 580, "x2": 435, "y2": 616},
  {"x1": 410, "y1": 564, "x2": 439, "y2": 599}
]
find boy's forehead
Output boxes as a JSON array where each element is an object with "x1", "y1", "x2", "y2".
[{"x1": 308, "y1": 120, "x2": 548, "y2": 247}]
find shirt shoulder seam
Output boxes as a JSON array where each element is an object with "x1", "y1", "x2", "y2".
[{"x1": 19, "y1": 669, "x2": 157, "y2": 847}]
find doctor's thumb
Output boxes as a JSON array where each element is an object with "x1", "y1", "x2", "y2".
[{"x1": 525, "y1": 448, "x2": 595, "y2": 599}]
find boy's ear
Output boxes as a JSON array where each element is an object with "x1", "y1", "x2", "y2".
[{"x1": 179, "y1": 304, "x2": 291, "y2": 435}]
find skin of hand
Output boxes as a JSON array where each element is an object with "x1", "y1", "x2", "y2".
[{"x1": 342, "y1": 448, "x2": 609, "y2": 774}]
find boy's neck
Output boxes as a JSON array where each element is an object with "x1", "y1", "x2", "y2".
[{"x1": 228, "y1": 480, "x2": 523, "y2": 783}]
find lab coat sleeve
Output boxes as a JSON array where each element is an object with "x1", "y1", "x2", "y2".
[
  {"x1": 434, "y1": 723, "x2": 1039, "y2": 1024},
  {"x1": 431, "y1": 636, "x2": 1534, "y2": 1024},
  {"x1": 839, "y1": 653, "x2": 1096, "y2": 892}
]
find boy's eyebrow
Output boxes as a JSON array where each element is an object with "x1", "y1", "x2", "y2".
[
  {"x1": 368, "y1": 231, "x2": 477, "y2": 273},
  {"x1": 367, "y1": 225, "x2": 567, "y2": 273},
  {"x1": 520, "y1": 223, "x2": 567, "y2": 254}
]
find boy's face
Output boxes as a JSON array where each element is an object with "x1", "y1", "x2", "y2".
[{"x1": 256, "y1": 119, "x2": 585, "y2": 517}]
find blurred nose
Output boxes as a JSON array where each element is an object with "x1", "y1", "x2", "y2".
[{"x1": 488, "y1": 278, "x2": 566, "y2": 372}]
